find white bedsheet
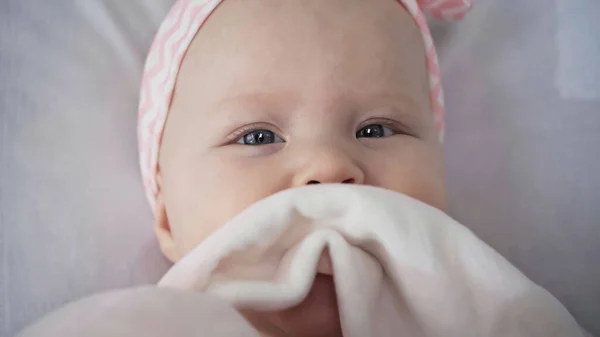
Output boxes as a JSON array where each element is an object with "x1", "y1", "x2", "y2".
[{"x1": 1, "y1": 0, "x2": 599, "y2": 336}]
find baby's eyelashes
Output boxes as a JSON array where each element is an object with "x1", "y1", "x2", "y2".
[
  {"x1": 225, "y1": 122, "x2": 285, "y2": 146},
  {"x1": 237, "y1": 129, "x2": 285, "y2": 145},
  {"x1": 356, "y1": 124, "x2": 394, "y2": 138},
  {"x1": 233, "y1": 123, "x2": 398, "y2": 146}
]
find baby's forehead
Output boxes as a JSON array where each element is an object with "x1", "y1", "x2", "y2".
[
  {"x1": 175, "y1": 0, "x2": 430, "y2": 114},
  {"x1": 187, "y1": 0, "x2": 426, "y2": 60}
]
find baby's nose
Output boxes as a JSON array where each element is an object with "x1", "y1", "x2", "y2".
[
  {"x1": 292, "y1": 145, "x2": 364, "y2": 186},
  {"x1": 306, "y1": 179, "x2": 354, "y2": 185}
]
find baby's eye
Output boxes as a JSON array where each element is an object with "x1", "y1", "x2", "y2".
[
  {"x1": 356, "y1": 124, "x2": 394, "y2": 139},
  {"x1": 237, "y1": 129, "x2": 284, "y2": 145}
]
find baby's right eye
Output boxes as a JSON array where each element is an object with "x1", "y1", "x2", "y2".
[{"x1": 237, "y1": 129, "x2": 284, "y2": 145}]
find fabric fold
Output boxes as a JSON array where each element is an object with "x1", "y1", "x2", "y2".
[{"x1": 159, "y1": 184, "x2": 584, "y2": 337}]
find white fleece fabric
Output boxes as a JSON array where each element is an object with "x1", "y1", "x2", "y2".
[{"x1": 159, "y1": 184, "x2": 585, "y2": 337}]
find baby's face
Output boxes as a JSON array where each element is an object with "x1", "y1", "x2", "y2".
[
  {"x1": 157, "y1": 0, "x2": 446, "y2": 257},
  {"x1": 156, "y1": 0, "x2": 445, "y2": 334}
]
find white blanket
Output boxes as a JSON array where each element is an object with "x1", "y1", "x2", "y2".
[{"x1": 159, "y1": 185, "x2": 584, "y2": 337}]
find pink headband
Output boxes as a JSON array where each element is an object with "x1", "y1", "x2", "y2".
[{"x1": 138, "y1": 0, "x2": 473, "y2": 210}]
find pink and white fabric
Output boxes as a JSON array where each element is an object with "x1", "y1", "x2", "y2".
[{"x1": 137, "y1": 0, "x2": 474, "y2": 210}]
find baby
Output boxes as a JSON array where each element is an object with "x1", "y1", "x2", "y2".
[
  {"x1": 14, "y1": 0, "x2": 591, "y2": 336},
  {"x1": 137, "y1": 0, "x2": 468, "y2": 336}
]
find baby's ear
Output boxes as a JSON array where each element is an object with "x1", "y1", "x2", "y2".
[{"x1": 154, "y1": 174, "x2": 180, "y2": 263}]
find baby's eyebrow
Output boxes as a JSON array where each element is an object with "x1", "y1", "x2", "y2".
[
  {"x1": 216, "y1": 88, "x2": 421, "y2": 109},
  {"x1": 351, "y1": 88, "x2": 423, "y2": 110},
  {"x1": 209, "y1": 88, "x2": 425, "y2": 126},
  {"x1": 207, "y1": 91, "x2": 299, "y2": 131},
  {"x1": 214, "y1": 90, "x2": 301, "y2": 113}
]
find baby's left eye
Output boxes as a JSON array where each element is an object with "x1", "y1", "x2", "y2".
[{"x1": 356, "y1": 124, "x2": 394, "y2": 139}]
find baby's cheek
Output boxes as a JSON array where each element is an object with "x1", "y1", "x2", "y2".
[
  {"x1": 373, "y1": 144, "x2": 446, "y2": 211},
  {"x1": 175, "y1": 186, "x2": 254, "y2": 255},
  {"x1": 172, "y1": 158, "x2": 285, "y2": 256}
]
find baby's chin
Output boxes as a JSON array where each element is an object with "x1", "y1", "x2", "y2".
[{"x1": 244, "y1": 273, "x2": 342, "y2": 337}]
